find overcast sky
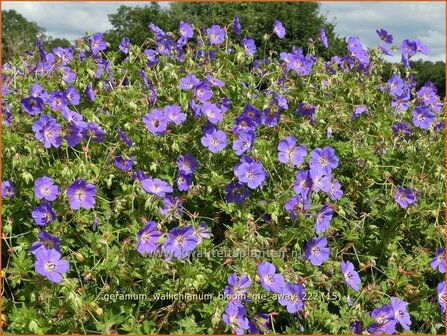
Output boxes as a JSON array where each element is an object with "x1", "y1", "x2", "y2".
[{"x1": 2, "y1": 1, "x2": 445, "y2": 62}]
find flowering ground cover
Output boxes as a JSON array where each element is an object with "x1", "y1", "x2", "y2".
[{"x1": 1, "y1": 17, "x2": 446, "y2": 334}]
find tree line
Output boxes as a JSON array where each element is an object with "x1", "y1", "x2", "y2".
[{"x1": 2, "y1": 2, "x2": 445, "y2": 97}]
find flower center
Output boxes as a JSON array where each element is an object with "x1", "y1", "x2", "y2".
[
  {"x1": 75, "y1": 188, "x2": 85, "y2": 200},
  {"x1": 41, "y1": 186, "x2": 50, "y2": 196},
  {"x1": 44, "y1": 261, "x2": 56, "y2": 272},
  {"x1": 141, "y1": 232, "x2": 150, "y2": 243},
  {"x1": 319, "y1": 156, "x2": 328, "y2": 167},
  {"x1": 311, "y1": 246, "x2": 320, "y2": 256}
]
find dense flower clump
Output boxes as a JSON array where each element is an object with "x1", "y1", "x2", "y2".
[{"x1": 1, "y1": 17, "x2": 445, "y2": 335}]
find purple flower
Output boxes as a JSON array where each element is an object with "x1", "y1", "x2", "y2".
[
  {"x1": 412, "y1": 106, "x2": 434, "y2": 129},
  {"x1": 232, "y1": 114, "x2": 257, "y2": 134},
  {"x1": 320, "y1": 28, "x2": 328, "y2": 48},
  {"x1": 30, "y1": 83, "x2": 49, "y2": 102},
  {"x1": 179, "y1": 21, "x2": 193, "y2": 38},
  {"x1": 394, "y1": 187, "x2": 416, "y2": 208},
  {"x1": 179, "y1": 74, "x2": 200, "y2": 90},
  {"x1": 85, "y1": 84, "x2": 96, "y2": 101},
  {"x1": 379, "y1": 44, "x2": 393, "y2": 56},
  {"x1": 305, "y1": 237, "x2": 330, "y2": 266},
  {"x1": 400, "y1": 39, "x2": 418, "y2": 56},
  {"x1": 350, "y1": 321, "x2": 364, "y2": 334},
  {"x1": 233, "y1": 16, "x2": 241, "y2": 35},
  {"x1": 224, "y1": 274, "x2": 251, "y2": 301},
  {"x1": 164, "y1": 226, "x2": 198, "y2": 259},
  {"x1": 225, "y1": 181, "x2": 250, "y2": 204},
  {"x1": 164, "y1": 105, "x2": 186, "y2": 125},
  {"x1": 285, "y1": 195, "x2": 310, "y2": 219},
  {"x1": 431, "y1": 248, "x2": 446, "y2": 273},
  {"x1": 31, "y1": 231, "x2": 61, "y2": 255},
  {"x1": 376, "y1": 29, "x2": 393, "y2": 43},
  {"x1": 141, "y1": 177, "x2": 173, "y2": 198},
  {"x1": 234, "y1": 157, "x2": 267, "y2": 189},
  {"x1": 438, "y1": 281, "x2": 446, "y2": 314},
  {"x1": 257, "y1": 262, "x2": 285, "y2": 293},
  {"x1": 117, "y1": 128, "x2": 134, "y2": 147},
  {"x1": 205, "y1": 25, "x2": 225, "y2": 45},
  {"x1": 65, "y1": 123, "x2": 83, "y2": 147},
  {"x1": 176, "y1": 153, "x2": 199, "y2": 174},
  {"x1": 2, "y1": 181, "x2": 16, "y2": 198},
  {"x1": 201, "y1": 124, "x2": 227, "y2": 153},
  {"x1": 159, "y1": 196, "x2": 183, "y2": 221},
  {"x1": 248, "y1": 313, "x2": 269, "y2": 333},
  {"x1": 32, "y1": 202, "x2": 56, "y2": 226},
  {"x1": 202, "y1": 102, "x2": 223, "y2": 124},
  {"x1": 328, "y1": 178, "x2": 343, "y2": 201},
  {"x1": 242, "y1": 104, "x2": 262, "y2": 126},
  {"x1": 415, "y1": 40, "x2": 429, "y2": 54},
  {"x1": 114, "y1": 155, "x2": 134, "y2": 171},
  {"x1": 293, "y1": 170, "x2": 312, "y2": 199},
  {"x1": 32, "y1": 115, "x2": 62, "y2": 149},
  {"x1": 309, "y1": 146, "x2": 339, "y2": 176},
  {"x1": 195, "y1": 221, "x2": 211, "y2": 244},
  {"x1": 34, "y1": 176, "x2": 60, "y2": 201},
  {"x1": 177, "y1": 172, "x2": 192, "y2": 191},
  {"x1": 277, "y1": 136, "x2": 307, "y2": 166},
  {"x1": 340, "y1": 261, "x2": 361, "y2": 291},
  {"x1": 352, "y1": 105, "x2": 368, "y2": 120},
  {"x1": 273, "y1": 20, "x2": 286, "y2": 39},
  {"x1": 35, "y1": 249, "x2": 69, "y2": 283},
  {"x1": 390, "y1": 297, "x2": 411, "y2": 330},
  {"x1": 387, "y1": 74, "x2": 406, "y2": 97},
  {"x1": 278, "y1": 283, "x2": 305, "y2": 313},
  {"x1": 89, "y1": 32, "x2": 107, "y2": 55},
  {"x1": 65, "y1": 86, "x2": 80, "y2": 105},
  {"x1": 233, "y1": 132, "x2": 255, "y2": 156},
  {"x1": 315, "y1": 203, "x2": 334, "y2": 234},
  {"x1": 143, "y1": 109, "x2": 169, "y2": 135},
  {"x1": 310, "y1": 170, "x2": 331, "y2": 193},
  {"x1": 119, "y1": 37, "x2": 130, "y2": 54},
  {"x1": 21, "y1": 96, "x2": 44, "y2": 115},
  {"x1": 296, "y1": 102, "x2": 316, "y2": 124},
  {"x1": 137, "y1": 221, "x2": 161, "y2": 255},
  {"x1": 194, "y1": 82, "x2": 213, "y2": 102},
  {"x1": 392, "y1": 122, "x2": 412, "y2": 140},
  {"x1": 242, "y1": 38, "x2": 256, "y2": 57},
  {"x1": 61, "y1": 66, "x2": 76, "y2": 84},
  {"x1": 205, "y1": 73, "x2": 225, "y2": 87},
  {"x1": 47, "y1": 91, "x2": 68, "y2": 112},
  {"x1": 367, "y1": 304, "x2": 397, "y2": 334},
  {"x1": 222, "y1": 302, "x2": 250, "y2": 335},
  {"x1": 83, "y1": 122, "x2": 106, "y2": 143},
  {"x1": 66, "y1": 180, "x2": 97, "y2": 210},
  {"x1": 61, "y1": 109, "x2": 83, "y2": 124},
  {"x1": 347, "y1": 36, "x2": 370, "y2": 65}
]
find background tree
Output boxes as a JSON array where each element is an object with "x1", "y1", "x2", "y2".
[
  {"x1": 168, "y1": 2, "x2": 346, "y2": 57},
  {"x1": 104, "y1": 2, "x2": 346, "y2": 57},
  {"x1": 2, "y1": 9, "x2": 71, "y2": 63},
  {"x1": 2, "y1": 10, "x2": 45, "y2": 63},
  {"x1": 410, "y1": 60, "x2": 446, "y2": 97},
  {"x1": 105, "y1": 2, "x2": 171, "y2": 50}
]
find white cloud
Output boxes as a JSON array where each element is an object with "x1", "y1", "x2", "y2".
[{"x1": 320, "y1": 1, "x2": 445, "y2": 62}]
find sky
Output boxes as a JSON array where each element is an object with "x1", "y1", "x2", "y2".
[{"x1": 2, "y1": 1, "x2": 445, "y2": 62}]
